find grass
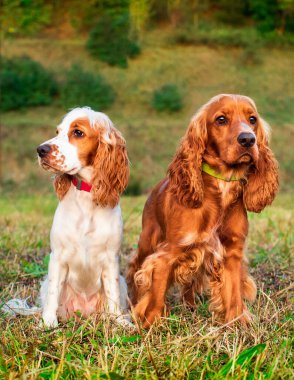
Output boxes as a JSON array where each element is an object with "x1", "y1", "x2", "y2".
[{"x1": 0, "y1": 192, "x2": 293, "y2": 379}]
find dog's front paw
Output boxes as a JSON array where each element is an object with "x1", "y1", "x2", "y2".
[
  {"x1": 225, "y1": 304, "x2": 254, "y2": 326},
  {"x1": 134, "y1": 299, "x2": 165, "y2": 329},
  {"x1": 115, "y1": 314, "x2": 135, "y2": 330},
  {"x1": 42, "y1": 313, "x2": 58, "y2": 328},
  {"x1": 109, "y1": 313, "x2": 136, "y2": 331}
]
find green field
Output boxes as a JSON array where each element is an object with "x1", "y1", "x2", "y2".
[
  {"x1": 0, "y1": 192, "x2": 293, "y2": 378},
  {"x1": 1, "y1": 30, "x2": 294, "y2": 379}
]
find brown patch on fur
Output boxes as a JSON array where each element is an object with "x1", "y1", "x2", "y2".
[
  {"x1": 68, "y1": 117, "x2": 129, "y2": 207},
  {"x1": 91, "y1": 127, "x2": 129, "y2": 208},
  {"x1": 40, "y1": 144, "x2": 66, "y2": 171},
  {"x1": 68, "y1": 118, "x2": 99, "y2": 166},
  {"x1": 54, "y1": 174, "x2": 71, "y2": 200}
]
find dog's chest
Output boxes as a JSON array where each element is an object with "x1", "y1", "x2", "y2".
[
  {"x1": 50, "y1": 188, "x2": 122, "y2": 263},
  {"x1": 217, "y1": 180, "x2": 241, "y2": 210}
]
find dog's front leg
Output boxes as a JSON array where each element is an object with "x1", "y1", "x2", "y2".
[
  {"x1": 102, "y1": 255, "x2": 122, "y2": 316},
  {"x1": 42, "y1": 252, "x2": 67, "y2": 327},
  {"x1": 211, "y1": 202, "x2": 256, "y2": 324},
  {"x1": 101, "y1": 254, "x2": 134, "y2": 328}
]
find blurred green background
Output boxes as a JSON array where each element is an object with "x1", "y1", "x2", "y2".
[{"x1": 1, "y1": 0, "x2": 294, "y2": 195}]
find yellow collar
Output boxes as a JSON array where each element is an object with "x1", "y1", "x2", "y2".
[{"x1": 202, "y1": 162, "x2": 247, "y2": 183}]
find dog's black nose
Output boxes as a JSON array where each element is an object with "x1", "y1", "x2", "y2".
[
  {"x1": 37, "y1": 144, "x2": 51, "y2": 158},
  {"x1": 237, "y1": 132, "x2": 256, "y2": 148}
]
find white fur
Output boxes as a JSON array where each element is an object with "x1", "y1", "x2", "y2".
[{"x1": 41, "y1": 187, "x2": 127, "y2": 327}]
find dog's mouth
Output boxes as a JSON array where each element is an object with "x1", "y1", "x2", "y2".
[
  {"x1": 237, "y1": 153, "x2": 253, "y2": 164},
  {"x1": 225, "y1": 153, "x2": 254, "y2": 168},
  {"x1": 40, "y1": 160, "x2": 79, "y2": 175},
  {"x1": 40, "y1": 160, "x2": 62, "y2": 174}
]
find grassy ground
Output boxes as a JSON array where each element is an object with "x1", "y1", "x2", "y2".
[{"x1": 0, "y1": 192, "x2": 293, "y2": 379}]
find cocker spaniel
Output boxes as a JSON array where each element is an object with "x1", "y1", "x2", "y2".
[
  {"x1": 127, "y1": 94, "x2": 279, "y2": 327},
  {"x1": 37, "y1": 107, "x2": 130, "y2": 327}
]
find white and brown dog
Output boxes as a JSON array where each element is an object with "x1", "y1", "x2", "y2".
[{"x1": 35, "y1": 107, "x2": 130, "y2": 327}]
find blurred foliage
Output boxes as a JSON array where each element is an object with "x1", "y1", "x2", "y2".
[
  {"x1": 250, "y1": 0, "x2": 294, "y2": 33},
  {"x1": 1, "y1": 0, "x2": 293, "y2": 38},
  {"x1": 0, "y1": 0, "x2": 52, "y2": 36},
  {"x1": 60, "y1": 64, "x2": 115, "y2": 110},
  {"x1": 85, "y1": 0, "x2": 140, "y2": 67},
  {"x1": 149, "y1": 0, "x2": 210, "y2": 27},
  {"x1": 0, "y1": 56, "x2": 57, "y2": 111},
  {"x1": 215, "y1": 0, "x2": 250, "y2": 26},
  {"x1": 171, "y1": 23, "x2": 294, "y2": 48},
  {"x1": 152, "y1": 84, "x2": 183, "y2": 113},
  {"x1": 140, "y1": 0, "x2": 294, "y2": 35},
  {"x1": 129, "y1": 0, "x2": 151, "y2": 37},
  {"x1": 86, "y1": 10, "x2": 140, "y2": 68},
  {"x1": 66, "y1": 0, "x2": 102, "y2": 32},
  {"x1": 124, "y1": 176, "x2": 143, "y2": 196},
  {"x1": 0, "y1": 57, "x2": 115, "y2": 111}
]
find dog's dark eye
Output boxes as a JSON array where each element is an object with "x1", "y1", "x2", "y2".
[
  {"x1": 73, "y1": 129, "x2": 84, "y2": 138},
  {"x1": 216, "y1": 116, "x2": 227, "y2": 125},
  {"x1": 249, "y1": 116, "x2": 257, "y2": 125},
  {"x1": 56, "y1": 130, "x2": 59, "y2": 135}
]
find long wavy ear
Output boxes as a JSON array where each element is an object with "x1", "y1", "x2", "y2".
[
  {"x1": 243, "y1": 118, "x2": 279, "y2": 213},
  {"x1": 168, "y1": 108, "x2": 207, "y2": 208},
  {"x1": 53, "y1": 174, "x2": 71, "y2": 200},
  {"x1": 91, "y1": 128, "x2": 129, "y2": 208}
]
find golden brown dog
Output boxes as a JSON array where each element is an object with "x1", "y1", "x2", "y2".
[{"x1": 127, "y1": 94, "x2": 279, "y2": 327}]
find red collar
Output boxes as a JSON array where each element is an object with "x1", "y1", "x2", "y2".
[{"x1": 72, "y1": 176, "x2": 92, "y2": 192}]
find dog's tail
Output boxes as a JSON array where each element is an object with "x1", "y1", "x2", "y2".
[{"x1": 1, "y1": 298, "x2": 42, "y2": 316}]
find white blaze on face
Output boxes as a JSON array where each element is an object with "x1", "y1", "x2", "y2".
[
  {"x1": 40, "y1": 116, "x2": 82, "y2": 174},
  {"x1": 38, "y1": 107, "x2": 113, "y2": 175}
]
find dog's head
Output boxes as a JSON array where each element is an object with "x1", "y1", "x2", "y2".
[
  {"x1": 37, "y1": 107, "x2": 129, "y2": 207},
  {"x1": 168, "y1": 94, "x2": 279, "y2": 211},
  {"x1": 204, "y1": 94, "x2": 260, "y2": 166}
]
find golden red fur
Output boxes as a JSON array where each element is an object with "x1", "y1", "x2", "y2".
[{"x1": 127, "y1": 94, "x2": 279, "y2": 327}]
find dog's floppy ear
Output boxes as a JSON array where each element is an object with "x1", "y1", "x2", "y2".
[
  {"x1": 168, "y1": 108, "x2": 207, "y2": 208},
  {"x1": 243, "y1": 118, "x2": 279, "y2": 212},
  {"x1": 54, "y1": 174, "x2": 71, "y2": 200},
  {"x1": 91, "y1": 128, "x2": 129, "y2": 208}
]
